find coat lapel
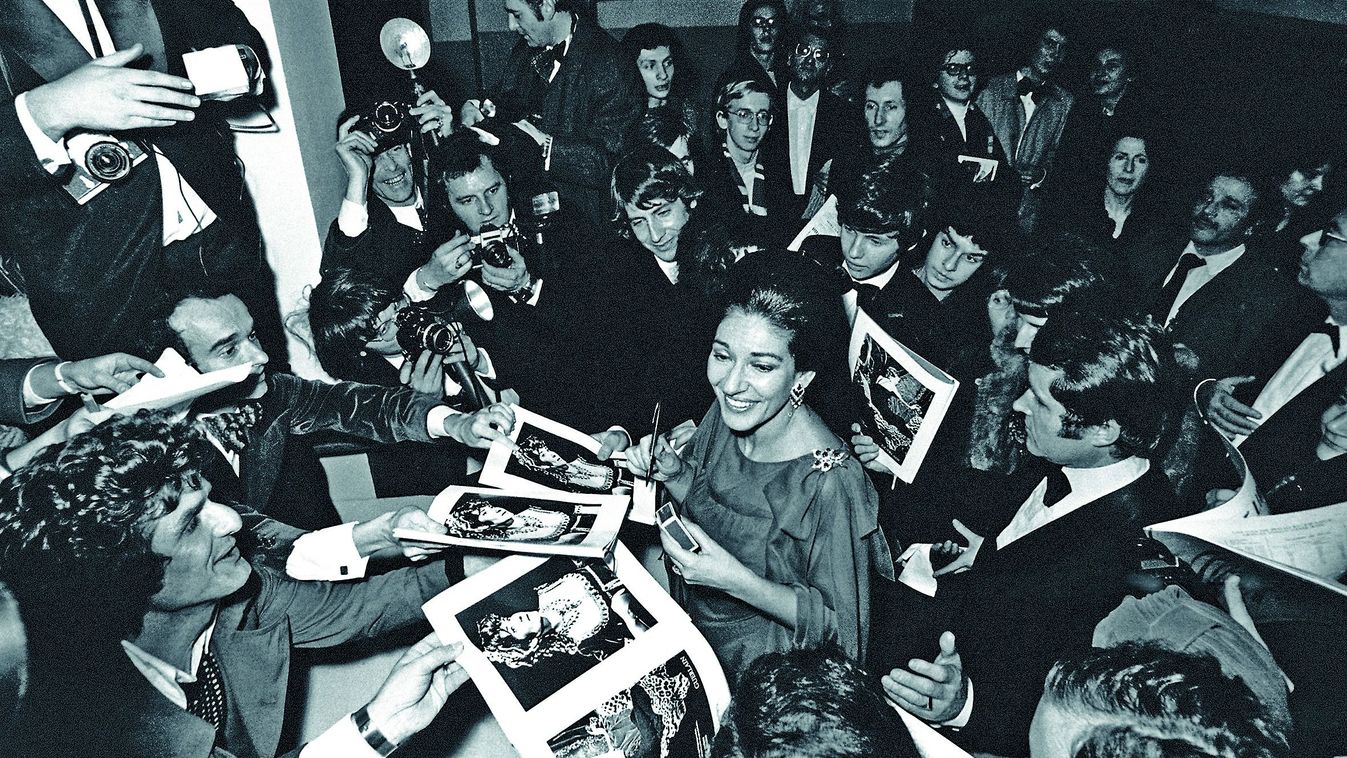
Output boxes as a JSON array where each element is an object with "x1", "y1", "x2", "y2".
[
  {"x1": 100, "y1": 0, "x2": 166, "y2": 72},
  {"x1": 0, "y1": 0, "x2": 93, "y2": 83}
]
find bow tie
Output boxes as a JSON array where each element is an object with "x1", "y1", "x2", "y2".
[
  {"x1": 1042, "y1": 468, "x2": 1072, "y2": 507},
  {"x1": 853, "y1": 282, "x2": 885, "y2": 306},
  {"x1": 1315, "y1": 321, "x2": 1342, "y2": 357},
  {"x1": 1017, "y1": 76, "x2": 1044, "y2": 98},
  {"x1": 531, "y1": 43, "x2": 564, "y2": 80},
  {"x1": 197, "y1": 401, "x2": 263, "y2": 456}
]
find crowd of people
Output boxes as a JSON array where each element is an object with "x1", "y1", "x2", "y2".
[{"x1": 0, "y1": 0, "x2": 1343, "y2": 756}]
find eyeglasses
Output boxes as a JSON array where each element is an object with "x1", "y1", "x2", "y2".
[
  {"x1": 940, "y1": 63, "x2": 976, "y2": 78},
  {"x1": 1323, "y1": 230, "x2": 1347, "y2": 247},
  {"x1": 727, "y1": 109, "x2": 772, "y2": 126},
  {"x1": 750, "y1": 16, "x2": 780, "y2": 29},
  {"x1": 792, "y1": 44, "x2": 831, "y2": 61}
]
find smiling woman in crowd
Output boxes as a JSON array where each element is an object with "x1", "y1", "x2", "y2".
[{"x1": 624, "y1": 263, "x2": 893, "y2": 676}]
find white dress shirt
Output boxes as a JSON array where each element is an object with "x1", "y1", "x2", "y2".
[
  {"x1": 1013, "y1": 71, "x2": 1036, "y2": 157},
  {"x1": 1162, "y1": 242, "x2": 1246, "y2": 325},
  {"x1": 1234, "y1": 317, "x2": 1347, "y2": 447},
  {"x1": 786, "y1": 88, "x2": 820, "y2": 195},
  {"x1": 943, "y1": 98, "x2": 969, "y2": 141},
  {"x1": 654, "y1": 255, "x2": 679, "y2": 285},
  {"x1": 337, "y1": 189, "x2": 425, "y2": 239},
  {"x1": 997, "y1": 457, "x2": 1149, "y2": 549},
  {"x1": 18, "y1": 0, "x2": 217, "y2": 245}
]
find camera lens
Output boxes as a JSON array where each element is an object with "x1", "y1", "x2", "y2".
[
  {"x1": 370, "y1": 101, "x2": 405, "y2": 132},
  {"x1": 481, "y1": 240, "x2": 512, "y2": 268},
  {"x1": 85, "y1": 141, "x2": 132, "y2": 182}
]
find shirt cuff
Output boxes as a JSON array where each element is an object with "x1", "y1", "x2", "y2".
[
  {"x1": 337, "y1": 198, "x2": 371, "y2": 239},
  {"x1": 1193, "y1": 378, "x2": 1218, "y2": 421},
  {"x1": 427, "y1": 404, "x2": 462, "y2": 438},
  {"x1": 939, "y1": 679, "x2": 974, "y2": 729},
  {"x1": 21, "y1": 361, "x2": 59, "y2": 408},
  {"x1": 286, "y1": 522, "x2": 370, "y2": 581},
  {"x1": 475, "y1": 348, "x2": 497, "y2": 380},
  {"x1": 404, "y1": 268, "x2": 439, "y2": 302},
  {"x1": 525, "y1": 277, "x2": 543, "y2": 306},
  {"x1": 14, "y1": 93, "x2": 71, "y2": 173},
  {"x1": 298, "y1": 713, "x2": 383, "y2": 758}
]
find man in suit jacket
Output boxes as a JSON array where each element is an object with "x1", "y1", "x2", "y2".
[
  {"x1": 459, "y1": 0, "x2": 642, "y2": 224},
  {"x1": 1129, "y1": 169, "x2": 1324, "y2": 390},
  {"x1": 156, "y1": 291, "x2": 515, "y2": 532},
  {"x1": 874, "y1": 311, "x2": 1179, "y2": 757},
  {"x1": 975, "y1": 23, "x2": 1073, "y2": 232},
  {"x1": 0, "y1": 412, "x2": 471, "y2": 758},
  {"x1": 0, "y1": 0, "x2": 281, "y2": 360},
  {"x1": 762, "y1": 25, "x2": 852, "y2": 218}
]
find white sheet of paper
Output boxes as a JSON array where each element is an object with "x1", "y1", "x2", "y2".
[
  {"x1": 788, "y1": 193, "x2": 839, "y2": 251},
  {"x1": 897, "y1": 543, "x2": 938, "y2": 597},
  {"x1": 103, "y1": 349, "x2": 253, "y2": 414}
]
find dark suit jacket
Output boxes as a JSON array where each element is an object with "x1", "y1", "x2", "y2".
[
  {"x1": 0, "y1": 0, "x2": 268, "y2": 358},
  {"x1": 1233, "y1": 361, "x2": 1347, "y2": 502},
  {"x1": 320, "y1": 195, "x2": 452, "y2": 289},
  {"x1": 491, "y1": 15, "x2": 643, "y2": 223},
  {"x1": 1125, "y1": 238, "x2": 1325, "y2": 389},
  {"x1": 0, "y1": 356, "x2": 59, "y2": 425},
  {"x1": 762, "y1": 86, "x2": 853, "y2": 206},
  {"x1": 908, "y1": 94, "x2": 1019, "y2": 220},
  {"x1": 199, "y1": 373, "x2": 440, "y2": 533},
  {"x1": 975, "y1": 72, "x2": 1073, "y2": 230},
  {"x1": 110, "y1": 564, "x2": 449, "y2": 758},
  {"x1": 699, "y1": 142, "x2": 800, "y2": 249},
  {"x1": 944, "y1": 464, "x2": 1174, "y2": 755}
]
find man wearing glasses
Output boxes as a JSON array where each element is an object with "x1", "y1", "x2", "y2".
[
  {"x1": 701, "y1": 78, "x2": 794, "y2": 246},
  {"x1": 766, "y1": 26, "x2": 853, "y2": 215}
]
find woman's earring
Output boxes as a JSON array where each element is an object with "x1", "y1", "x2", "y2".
[{"x1": 790, "y1": 382, "x2": 806, "y2": 408}]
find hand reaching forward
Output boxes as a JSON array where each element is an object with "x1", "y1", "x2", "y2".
[
  {"x1": 364, "y1": 633, "x2": 469, "y2": 745},
  {"x1": 26, "y1": 44, "x2": 199, "y2": 139},
  {"x1": 931, "y1": 519, "x2": 984, "y2": 577},
  {"x1": 882, "y1": 631, "x2": 969, "y2": 722}
]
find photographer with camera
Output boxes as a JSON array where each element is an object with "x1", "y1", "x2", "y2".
[
  {"x1": 0, "y1": 0, "x2": 285, "y2": 363},
  {"x1": 322, "y1": 89, "x2": 457, "y2": 287}
]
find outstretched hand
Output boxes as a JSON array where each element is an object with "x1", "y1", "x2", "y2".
[
  {"x1": 365, "y1": 633, "x2": 469, "y2": 745},
  {"x1": 881, "y1": 631, "x2": 968, "y2": 722},
  {"x1": 26, "y1": 44, "x2": 199, "y2": 139},
  {"x1": 63, "y1": 352, "x2": 164, "y2": 395},
  {"x1": 1200, "y1": 376, "x2": 1262, "y2": 438}
]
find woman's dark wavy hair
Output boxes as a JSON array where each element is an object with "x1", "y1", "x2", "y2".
[
  {"x1": 1043, "y1": 643, "x2": 1290, "y2": 758},
  {"x1": 307, "y1": 267, "x2": 400, "y2": 379},
  {"x1": 610, "y1": 144, "x2": 703, "y2": 238},
  {"x1": 0, "y1": 412, "x2": 212, "y2": 665},
  {"x1": 622, "y1": 23, "x2": 693, "y2": 100},
  {"x1": 1028, "y1": 309, "x2": 1177, "y2": 459},
  {"x1": 720, "y1": 255, "x2": 844, "y2": 380}
]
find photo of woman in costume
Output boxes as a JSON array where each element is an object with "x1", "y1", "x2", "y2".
[
  {"x1": 854, "y1": 333, "x2": 937, "y2": 465},
  {"x1": 442, "y1": 495, "x2": 599, "y2": 545},
  {"x1": 548, "y1": 652, "x2": 715, "y2": 758},
  {"x1": 510, "y1": 431, "x2": 622, "y2": 492},
  {"x1": 461, "y1": 557, "x2": 657, "y2": 710}
]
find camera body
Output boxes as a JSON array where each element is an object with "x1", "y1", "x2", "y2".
[
  {"x1": 470, "y1": 225, "x2": 518, "y2": 269},
  {"x1": 61, "y1": 132, "x2": 149, "y2": 205},
  {"x1": 395, "y1": 305, "x2": 463, "y2": 358},
  {"x1": 356, "y1": 100, "x2": 413, "y2": 151}
]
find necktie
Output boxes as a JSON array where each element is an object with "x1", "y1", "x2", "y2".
[
  {"x1": 1016, "y1": 76, "x2": 1042, "y2": 99},
  {"x1": 184, "y1": 651, "x2": 228, "y2": 732},
  {"x1": 1152, "y1": 253, "x2": 1207, "y2": 322},
  {"x1": 531, "y1": 44, "x2": 562, "y2": 81},
  {"x1": 76, "y1": 0, "x2": 106, "y2": 56},
  {"x1": 1042, "y1": 468, "x2": 1072, "y2": 507}
]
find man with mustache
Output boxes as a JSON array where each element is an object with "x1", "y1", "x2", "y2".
[{"x1": 1127, "y1": 168, "x2": 1321, "y2": 388}]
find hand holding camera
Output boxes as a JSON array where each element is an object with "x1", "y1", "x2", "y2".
[
  {"x1": 335, "y1": 114, "x2": 377, "y2": 198},
  {"x1": 409, "y1": 89, "x2": 453, "y2": 140},
  {"x1": 415, "y1": 233, "x2": 475, "y2": 292},
  {"x1": 479, "y1": 240, "x2": 530, "y2": 295}
]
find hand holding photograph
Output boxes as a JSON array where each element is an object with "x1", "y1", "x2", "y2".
[
  {"x1": 483, "y1": 405, "x2": 631, "y2": 495},
  {"x1": 393, "y1": 486, "x2": 629, "y2": 558}
]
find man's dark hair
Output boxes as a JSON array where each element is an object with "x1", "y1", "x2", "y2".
[
  {"x1": 835, "y1": 155, "x2": 923, "y2": 239},
  {"x1": 622, "y1": 23, "x2": 691, "y2": 98},
  {"x1": 1192, "y1": 164, "x2": 1274, "y2": 233},
  {"x1": 1265, "y1": 127, "x2": 1338, "y2": 182},
  {"x1": 432, "y1": 131, "x2": 509, "y2": 188},
  {"x1": 307, "y1": 268, "x2": 400, "y2": 379},
  {"x1": 1004, "y1": 235, "x2": 1115, "y2": 318},
  {"x1": 522, "y1": 0, "x2": 593, "y2": 21},
  {"x1": 1019, "y1": 17, "x2": 1068, "y2": 64},
  {"x1": 610, "y1": 143, "x2": 702, "y2": 231},
  {"x1": 1042, "y1": 643, "x2": 1290, "y2": 758},
  {"x1": 927, "y1": 200, "x2": 1019, "y2": 262},
  {"x1": 0, "y1": 412, "x2": 213, "y2": 662},
  {"x1": 1029, "y1": 310, "x2": 1175, "y2": 459},
  {"x1": 712, "y1": 644, "x2": 919, "y2": 758},
  {"x1": 140, "y1": 285, "x2": 246, "y2": 370},
  {"x1": 861, "y1": 57, "x2": 908, "y2": 93},
  {"x1": 627, "y1": 104, "x2": 696, "y2": 153}
]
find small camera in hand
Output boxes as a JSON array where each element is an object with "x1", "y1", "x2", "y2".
[
  {"x1": 471, "y1": 225, "x2": 516, "y2": 268},
  {"x1": 356, "y1": 100, "x2": 413, "y2": 151},
  {"x1": 395, "y1": 305, "x2": 463, "y2": 358},
  {"x1": 61, "y1": 132, "x2": 149, "y2": 205}
]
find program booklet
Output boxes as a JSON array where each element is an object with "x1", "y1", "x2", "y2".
[
  {"x1": 394, "y1": 486, "x2": 628, "y2": 559},
  {"x1": 422, "y1": 544, "x2": 730, "y2": 757},
  {"x1": 848, "y1": 309, "x2": 960, "y2": 483}
]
